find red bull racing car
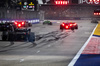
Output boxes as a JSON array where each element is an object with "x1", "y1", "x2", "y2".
[{"x1": 60, "y1": 22, "x2": 78, "y2": 30}]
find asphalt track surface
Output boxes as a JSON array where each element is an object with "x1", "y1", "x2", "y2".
[{"x1": 0, "y1": 20, "x2": 97, "y2": 66}]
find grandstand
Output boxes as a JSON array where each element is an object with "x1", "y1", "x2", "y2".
[
  {"x1": 40, "y1": 5, "x2": 100, "y2": 20},
  {"x1": 0, "y1": 8, "x2": 39, "y2": 20}
]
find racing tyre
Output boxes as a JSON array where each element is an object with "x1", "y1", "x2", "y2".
[
  {"x1": 43, "y1": 22, "x2": 46, "y2": 25},
  {"x1": 28, "y1": 29, "x2": 31, "y2": 33},
  {"x1": 48, "y1": 22, "x2": 52, "y2": 25},
  {"x1": 28, "y1": 32, "x2": 35, "y2": 42},
  {"x1": 2, "y1": 35, "x2": 7, "y2": 41},
  {"x1": 75, "y1": 26, "x2": 78, "y2": 29},
  {"x1": 2, "y1": 32, "x2": 8, "y2": 41},
  {"x1": 60, "y1": 26, "x2": 63, "y2": 31},
  {"x1": 71, "y1": 26, "x2": 74, "y2": 31}
]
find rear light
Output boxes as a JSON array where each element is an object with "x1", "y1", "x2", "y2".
[
  {"x1": 74, "y1": 23, "x2": 77, "y2": 25},
  {"x1": 22, "y1": 22, "x2": 25, "y2": 25},
  {"x1": 96, "y1": 13, "x2": 99, "y2": 15},
  {"x1": 14, "y1": 21, "x2": 25, "y2": 27},
  {"x1": 65, "y1": 26, "x2": 68, "y2": 29},
  {"x1": 70, "y1": 24, "x2": 72, "y2": 26},
  {"x1": 62, "y1": 23, "x2": 65, "y2": 26},
  {"x1": 94, "y1": 13, "x2": 96, "y2": 15},
  {"x1": 18, "y1": 24, "x2": 21, "y2": 27}
]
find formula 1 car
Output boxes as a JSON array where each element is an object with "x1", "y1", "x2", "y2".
[
  {"x1": 0, "y1": 21, "x2": 35, "y2": 43},
  {"x1": 43, "y1": 20, "x2": 52, "y2": 25},
  {"x1": 70, "y1": 22, "x2": 78, "y2": 29},
  {"x1": 60, "y1": 22, "x2": 78, "y2": 30},
  {"x1": 14, "y1": 21, "x2": 32, "y2": 28}
]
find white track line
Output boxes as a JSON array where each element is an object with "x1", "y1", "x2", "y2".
[{"x1": 68, "y1": 24, "x2": 98, "y2": 66}]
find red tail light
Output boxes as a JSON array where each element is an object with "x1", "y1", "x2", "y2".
[
  {"x1": 94, "y1": 13, "x2": 96, "y2": 15},
  {"x1": 62, "y1": 23, "x2": 65, "y2": 26},
  {"x1": 22, "y1": 22, "x2": 25, "y2": 25},
  {"x1": 14, "y1": 21, "x2": 25, "y2": 27},
  {"x1": 18, "y1": 24, "x2": 21, "y2": 27},
  {"x1": 70, "y1": 24, "x2": 72, "y2": 26},
  {"x1": 74, "y1": 23, "x2": 77, "y2": 25},
  {"x1": 55, "y1": 1, "x2": 68, "y2": 5},
  {"x1": 94, "y1": 13, "x2": 98, "y2": 15},
  {"x1": 97, "y1": 13, "x2": 99, "y2": 15},
  {"x1": 65, "y1": 26, "x2": 68, "y2": 29}
]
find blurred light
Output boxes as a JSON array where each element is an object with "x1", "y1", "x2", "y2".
[
  {"x1": 22, "y1": 22, "x2": 25, "y2": 25},
  {"x1": 37, "y1": 20, "x2": 40, "y2": 22},
  {"x1": 74, "y1": 23, "x2": 77, "y2": 25},
  {"x1": 32, "y1": 20, "x2": 34, "y2": 22},
  {"x1": 55, "y1": 1, "x2": 68, "y2": 5},
  {"x1": 60, "y1": 1, "x2": 62, "y2": 4},
  {"x1": 62, "y1": 23, "x2": 65, "y2": 26},
  {"x1": 29, "y1": 21, "x2": 31, "y2": 23},
  {"x1": 12, "y1": 21, "x2": 15, "y2": 22},
  {"x1": 36, "y1": 20, "x2": 38, "y2": 22},
  {"x1": 65, "y1": 1, "x2": 68, "y2": 4},
  {"x1": 18, "y1": 24, "x2": 21, "y2": 27},
  {"x1": 94, "y1": 13, "x2": 96, "y2": 15},
  {"x1": 35, "y1": 20, "x2": 37, "y2": 22},
  {"x1": 65, "y1": 26, "x2": 68, "y2": 29},
  {"x1": 70, "y1": 24, "x2": 72, "y2": 26},
  {"x1": 96, "y1": 13, "x2": 98, "y2": 15},
  {"x1": 31, "y1": 20, "x2": 33, "y2": 23},
  {"x1": 55, "y1": 1, "x2": 57, "y2": 4},
  {"x1": 7, "y1": 21, "x2": 10, "y2": 22},
  {"x1": 3, "y1": 21, "x2": 6, "y2": 23},
  {"x1": 14, "y1": 22, "x2": 17, "y2": 24},
  {"x1": 94, "y1": 0, "x2": 99, "y2": 1},
  {"x1": 23, "y1": 6, "x2": 27, "y2": 9},
  {"x1": 94, "y1": 13, "x2": 100, "y2": 15}
]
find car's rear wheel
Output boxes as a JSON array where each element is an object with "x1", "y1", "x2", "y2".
[
  {"x1": 60, "y1": 25, "x2": 63, "y2": 30},
  {"x1": 75, "y1": 26, "x2": 78, "y2": 29},
  {"x1": 71, "y1": 26, "x2": 74, "y2": 30},
  {"x1": 43, "y1": 22, "x2": 46, "y2": 25},
  {"x1": 2, "y1": 35, "x2": 7, "y2": 41},
  {"x1": 49, "y1": 22, "x2": 52, "y2": 25}
]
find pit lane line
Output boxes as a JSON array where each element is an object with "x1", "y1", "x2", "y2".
[{"x1": 68, "y1": 24, "x2": 98, "y2": 66}]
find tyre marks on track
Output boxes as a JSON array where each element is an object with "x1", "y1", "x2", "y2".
[{"x1": 0, "y1": 30, "x2": 73, "y2": 52}]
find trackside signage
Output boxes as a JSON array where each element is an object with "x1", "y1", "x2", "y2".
[{"x1": 79, "y1": 0, "x2": 100, "y2": 4}]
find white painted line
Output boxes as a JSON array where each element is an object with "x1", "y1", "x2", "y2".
[{"x1": 68, "y1": 24, "x2": 98, "y2": 66}]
